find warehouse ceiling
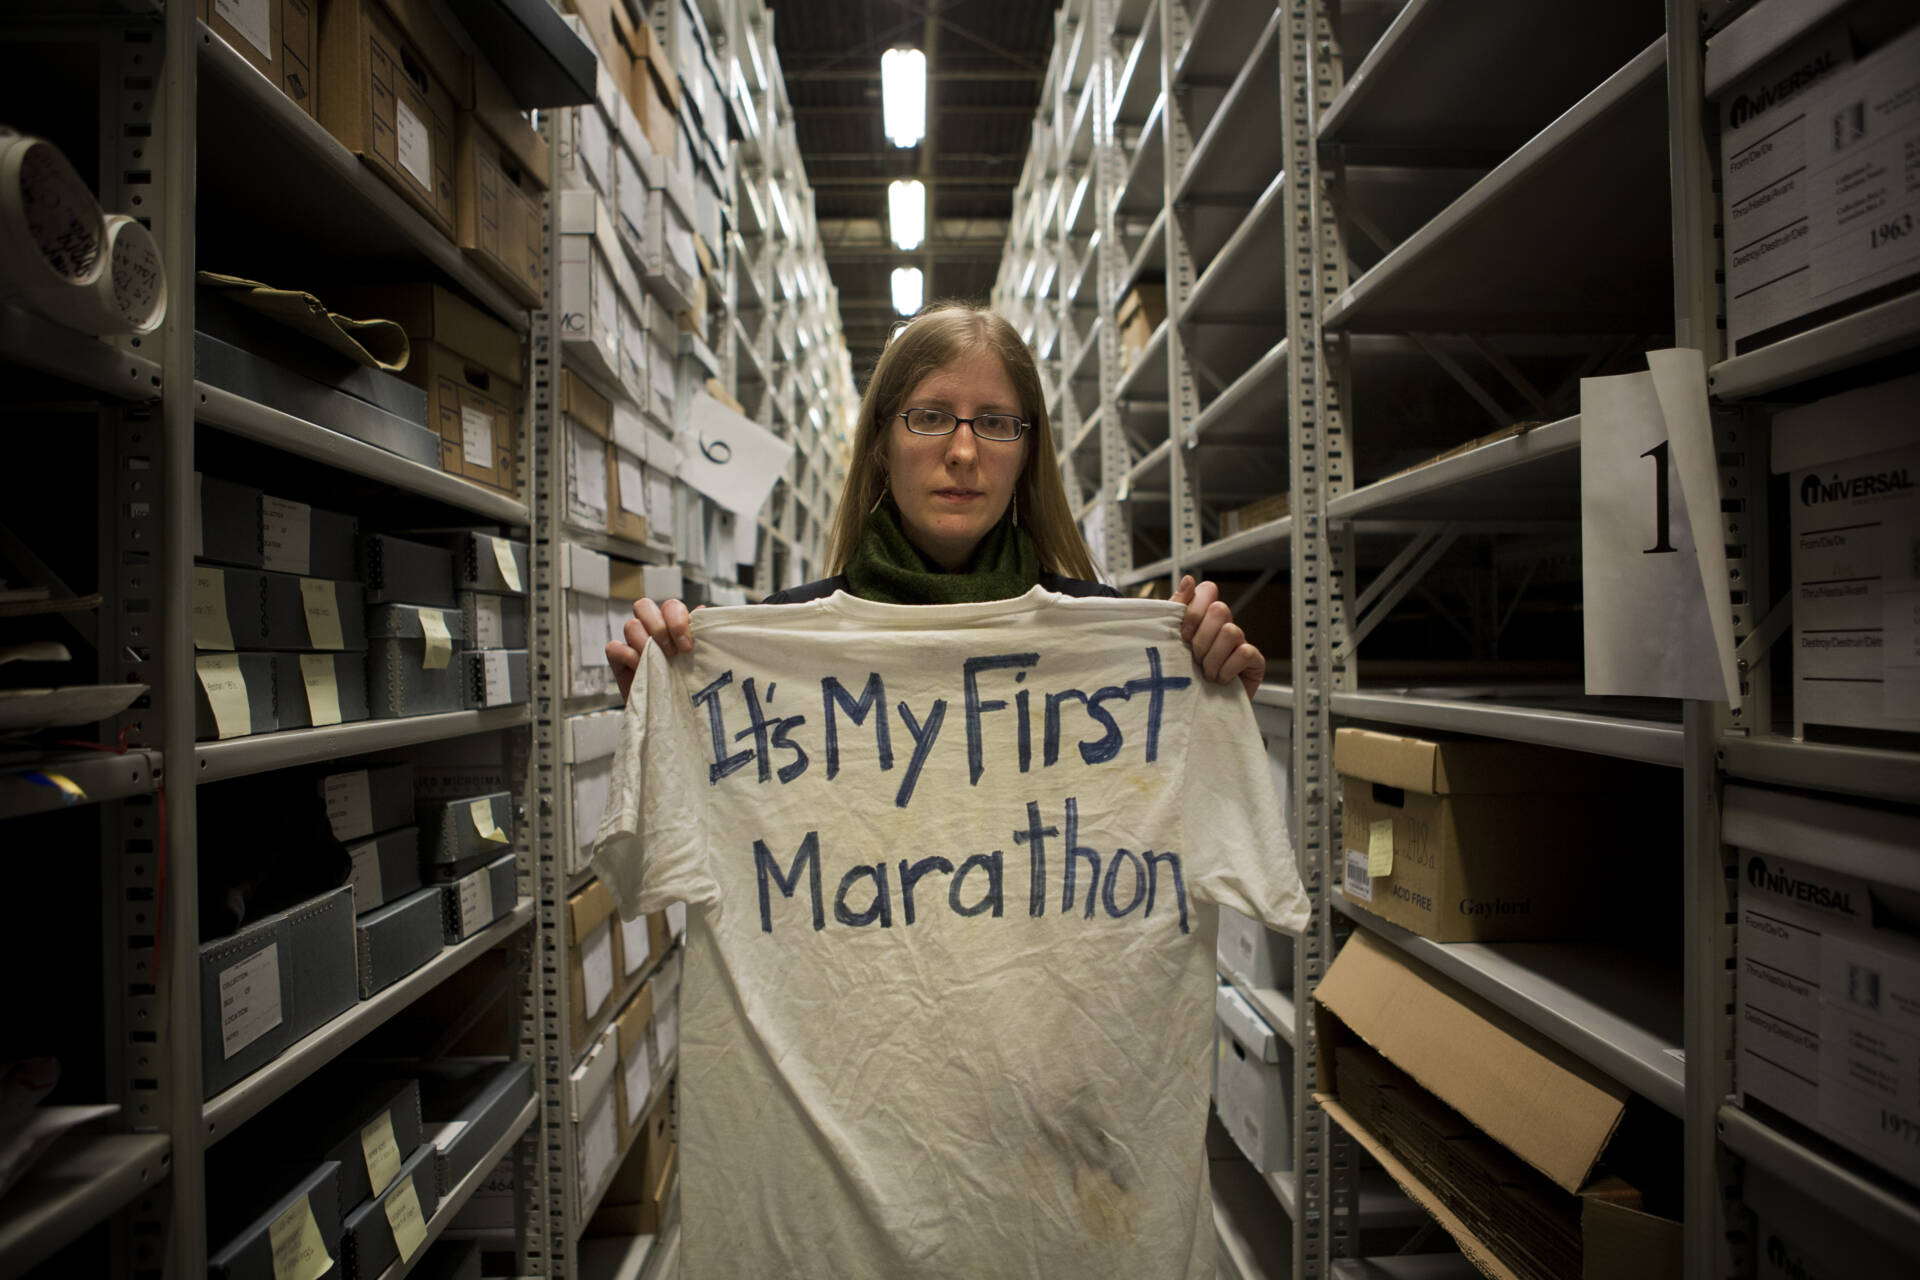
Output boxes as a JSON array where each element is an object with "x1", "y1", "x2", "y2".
[{"x1": 770, "y1": 0, "x2": 1054, "y2": 376}]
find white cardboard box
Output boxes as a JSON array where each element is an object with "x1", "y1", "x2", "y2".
[
  {"x1": 1773, "y1": 373, "x2": 1920, "y2": 735},
  {"x1": 564, "y1": 710, "x2": 622, "y2": 878},
  {"x1": 570, "y1": 1022, "x2": 619, "y2": 1203},
  {"x1": 1217, "y1": 904, "x2": 1293, "y2": 992},
  {"x1": 563, "y1": 543, "x2": 613, "y2": 699},
  {"x1": 1213, "y1": 983, "x2": 1292, "y2": 1172},
  {"x1": 1747, "y1": 1164, "x2": 1911, "y2": 1279},
  {"x1": 558, "y1": 191, "x2": 646, "y2": 396}
]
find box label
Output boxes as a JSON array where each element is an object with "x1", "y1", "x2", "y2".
[
  {"x1": 488, "y1": 536, "x2": 522, "y2": 591},
  {"x1": 583, "y1": 924, "x2": 615, "y2": 1017},
  {"x1": 193, "y1": 567, "x2": 235, "y2": 650},
  {"x1": 218, "y1": 942, "x2": 282, "y2": 1059},
  {"x1": 382, "y1": 1174, "x2": 428, "y2": 1263},
  {"x1": 299, "y1": 653, "x2": 342, "y2": 727},
  {"x1": 461, "y1": 405, "x2": 494, "y2": 469},
  {"x1": 196, "y1": 654, "x2": 252, "y2": 739},
  {"x1": 581, "y1": 1096, "x2": 617, "y2": 1199},
  {"x1": 348, "y1": 837, "x2": 385, "y2": 912},
  {"x1": 483, "y1": 650, "x2": 510, "y2": 706},
  {"x1": 571, "y1": 422, "x2": 610, "y2": 516},
  {"x1": 267, "y1": 1191, "x2": 332, "y2": 1280},
  {"x1": 620, "y1": 910, "x2": 649, "y2": 976},
  {"x1": 418, "y1": 607, "x2": 452, "y2": 670},
  {"x1": 394, "y1": 96, "x2": 432, "y2": 190},
  {"x1": 298, "y1": 577, "x2": 344, "y2": 651},
  {"x1": 624, "y1": 1037, "x2": 654, "y2": 1119},
  {"x1": 473, "y1": 593, "x2": 504, "y2": 649},
  {"x1": 1342, "y1": 848, "x2": 1372, "y2": 904},
  {"x1": 458, "y1": 866, "x2": 495, "y2": 938},
  {"x1": 470, "y1": 796, "x2": 508, "y2": 844},
  {"x1": 1366, "y1": 819, "x2": 1394, "y2": 878},
  {"x1": 325, "y1": 769, "x2": 373, "y2": 840},
  {"x1": 360, "y1": 1111, "x2": 402, "y2": 1196},
  {"x1": 655, "y1": 997, "x2": 679, "y2": 1063},
  {"x1": 215, "y1": 0, "x2": 273, "y2": 60},
  {"x1": 618, "y1": 454, "x2": 648, "y2": 517},
  {"x1": 260, "y1": 496, "x2": 310, "y2": 575}
]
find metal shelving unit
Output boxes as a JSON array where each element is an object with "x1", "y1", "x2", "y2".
[{"x1": 0, "y1": 1133, "x2": 172, "y2": 1278}]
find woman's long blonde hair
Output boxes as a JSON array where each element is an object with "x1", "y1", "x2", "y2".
[{"x1": 826, "y1": 302, "x2": 1097, "y2": 581}]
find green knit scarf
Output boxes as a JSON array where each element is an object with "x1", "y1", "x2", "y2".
[{"x1": 844, "y1": 498, "x2": 1040, "y2": 604}]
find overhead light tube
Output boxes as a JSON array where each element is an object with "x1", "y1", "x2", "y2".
[
  {"x1": 891, "y1": 267, "x2": 924, "y2": 316},
  {"x1": 881, "y1": 47, "x2": 926, "y2": 148},
  {"x1": 888, "y1": 178, "x2": 926, "y2": 251}
]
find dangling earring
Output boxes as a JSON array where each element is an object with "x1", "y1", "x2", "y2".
[{"x1": 870, "y1": 484, "x2": 886, "y2": 514}]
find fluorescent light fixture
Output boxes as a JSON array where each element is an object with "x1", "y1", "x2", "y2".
[
  {"x1": 891, "y1": 267, "x2": 924, "y2": 316},
  {"x1": 881, "y1": 47, "x2": 926, "y2": 148},
  {"x1": 888, "y1": 179, "x2": 926, "y2": 251}
]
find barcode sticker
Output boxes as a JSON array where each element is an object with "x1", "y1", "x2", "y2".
[{"x1": 1343, "y1": 848, "x2": 1373, "y2": 904}]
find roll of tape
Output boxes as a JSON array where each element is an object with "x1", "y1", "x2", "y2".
[
  {"x1": 0, "y1": 133, "x2": 107, "y2": 304},
  {"x1": 97, "y1": 213, "x2": 165, "y2": 335}
]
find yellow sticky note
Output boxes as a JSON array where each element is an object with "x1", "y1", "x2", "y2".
[
  {"x1": 267, "y1": 1192, "x2": 333, "y2": 1280},
  {"x1": 33, "y1": 771, "x2": 86, "y2": 802},
  {"x1": 196, "y1": 654, "x2": 252, "y2": 739},
  {"x1": 418, "y1": 607, "x2": 451, "y2": 670},
  {"x1": 382, "y1": 1174, "x2": 428, "y2": 1264},
  {"x1": 489, "y1": 535, "x2": 523, "y2": 592},
  {"x1": 299, "y1": 653, "x2": 341, "y2": 727},
  {"x1": 471, "y1": 797, "x2": 508, "y2": 844},
  {"x1": 298, "y1": 578, "x2": 344, "y2": 650},
  {"x1": 360, "y1": 1111, "x2": 402, "y2": 1196},
  {"x1": 193, "y1": 567, "x2": 234, "y2": 650},
  {"x1": 1367, "y1": 819, "x2": 1394, "y2": 878}
]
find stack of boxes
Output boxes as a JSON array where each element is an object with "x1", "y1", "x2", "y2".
[
  {"x1": 440, "y1": 531, "x2": 531, "y2": 710},
  {"x1": 193, "y1": 475, "x2": 369, "y2": 740},
  {"x1": 419, "y1": 789, "x2": 518, "y2": 946},
  {"x1": 362, "y1": 530, "x2": 532, "y2": 718},
  {"x1": 326, "y1": 762, "x2": 445, "y2": 999}
]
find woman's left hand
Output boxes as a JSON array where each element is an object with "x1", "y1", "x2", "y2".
[{"x1": 1172, "y1": 575, "x2": 1266, "y2": 698}]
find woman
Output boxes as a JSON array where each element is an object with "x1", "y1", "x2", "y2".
[{"x1": 607, "y1": 302, "x2": 1265, "y2": 692}]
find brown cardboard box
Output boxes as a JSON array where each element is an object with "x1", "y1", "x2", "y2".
[
  {"x1": 454, "y1": 64, "x2": 550, "y2": 308},
  {"x1": 620, "y1": 9, "x2": 682, "y2": 156},
  {"x1": 589, "y1": 1078, "x2": 675, "y2": 1234},
  {"x1": 1315, "y1": 932, "x2": 1680, "y2": 1280},
  {"x1": 1334, "y1": 727, "x2": 1656, "y2": 942},
  {"x1": 372, "y1": 0, "x2": 473, "y2": 107},
  {"x1": 614, "y1": 979, "x2": 656, "y2": 1146},
  {"x1": 1117, "y1": 281, "x2": 1166, "y2": 371},
  {"x1": 605, "y1": 441, "x2": 649, "y2": 544},
  {"x1": 1221, "y1": 493, "x2": 1290, "y2": 537},
  {"x1": 568, "y1": 878, "x2": 625, "y2": 1057},
  {"x1": 336, "y1": 284, "x2": 525, "y2": 495},
  {"x1": 201, "y1": 0, "x2": 318, "y2": 117},
  {"x1": 564, "y1": 0, "x2": 631, "y2": 102},
  {"x1": 317, "y1": 0, "x2": 461, "y2": 235}
]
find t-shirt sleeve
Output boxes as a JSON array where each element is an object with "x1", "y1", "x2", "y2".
[
  {"x1": 1181, "y1": 682, "x2": 1310, "y2": 933},
  {"x1": 592, "y1": 641, "x2": 723, "y2": 920}
]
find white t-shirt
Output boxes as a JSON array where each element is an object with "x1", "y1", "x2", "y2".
[{"x1": 595, "y1": 588, "x2": 1308, "y2": 1278}]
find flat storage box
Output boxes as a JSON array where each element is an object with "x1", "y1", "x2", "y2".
[
  {"x1": 1713, "y1": 15, "x2": 1920, "y2": 355},
  {"x1": 1218, "y1": 904, "x2": 1294, "y2": 992},
  {"x1": 563, "y1": 366, "x2": 615, "y2": 532},
  {"x1": 569, "y1": 878, "x2": 622, "y2": 1057},
  {"x1": 200, "y1": 914, "x2": 293, "y2": 1097},
  {"x1": 194, "y1": 651, "x2": 278, "y2": 742},
  {"x1": 441, "y1": 851, "x2": 516, "y2": 944},
  {"x1": 459, "y1": 590, "x2": 527, "y2": 650},
  {"x1": 571, "y1": 1022, "x2": 621, "y2": 1205},
  {"x1": 263, "y1": 572, "x2": 368, "y2": 650},
  {"x1": 208, "y1": 1161, "x2": 344, "y2": 1280},
  {"x1": 564, "y1": 542, "x2": 613, "y2": 699},
  {"x1": 557, "y1": 188, "x2": 645, "y2": 392},
  {"x1": 194, "y1": 565, "x2": 273, "y2": 651},
  {"x1": 420, "y1": 792, "x2": 515, "y2": 872},
  {"x1": 563, "y1": 709, "x2": 622, "y2": 879},
  {"x1": 322, "y1": 762, "x2": 414, "y2": 842},
  {"x1": 367, "y1": 602, "x2": 469, "y2": 718},
  {"x1": 1116, "y1": 281, "x2": 1165, "y2": 371},
  {"x1": 346, "y1": 826, "x2": 422, "y2": 916},
  {"x1": 614, "y1": 981, "x2": 656, "y2": 1149},
  {"x1": 360, "y1": 534, "x2": 456, "y2": 607},
  {"x1": 1334, "y1": 727, "x2": 1661, "y2": 942},
  {"x1": 267, "y1": 498, "x2": 359, "y2": 580},
  {"x1": 1316, "y1": 931, "x2": 1681, "y2": 1280},
  {"x1": 316, "y1": 0, "x2": 465, "y2": 235},
  {"x1": 1771, "y1": 373, "x2": 1920, "y2": 737},
  {"x1": 197, "y1": 473, "x2": 266, "y2": 567},
  {"x1": 437, "y1": 532, "x2": 527, "y2": 595},
  {"x1": 195, "y1": 331, "x2": 440, "y2": 466},
  {"x1": 1215, "y1": 982, "x2": 1293, "y2": 1172},
  {"x1": 254, "y1": 1076, "x2": 425, "y2": 1212},
  {"x1": 462, "y1": 648, "x2": 528, "y2": 709},
  {"x1": 355, "y1": 886, "x2": 445, "y2": 998},
  {"x1": 200, "y1": 0, "x2": 317, "y2": 117},
  {"x1": 455, "y1": 62, "x2": 549, "y2": 308},
  {"x1": 340, "y1": 1141, "x2": 439, "y2": 1279},
  {"x1": 414, "y1": 1059, "x2": 535, "y2": 1196},
  {"x1": 282, "y1": 886, "x2": 358, "y2": 1040}
]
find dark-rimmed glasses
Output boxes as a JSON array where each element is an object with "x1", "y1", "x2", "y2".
[{"x1": 895, "y1": 408, "x2": 1029, "y2": 441}]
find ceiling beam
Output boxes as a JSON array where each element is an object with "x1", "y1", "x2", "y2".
[
  {"x1": 784, "y1": 68, "x2": 1042, "y2": 82},
  {"x1": 792, "y1": 103, "x2": 1035, "y2": 117},
  {"x1": 807, "y1": 174, "x2": 1018, "y2": 186},
  {"x1": 825, "y1": 245, "x2": 1004, "y2": 263}
]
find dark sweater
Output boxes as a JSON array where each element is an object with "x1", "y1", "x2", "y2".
[{"x1": 760, "y1": 572, "x2": 1121, "y2": 606}]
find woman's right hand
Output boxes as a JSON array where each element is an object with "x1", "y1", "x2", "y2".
[{"x1": 607, "y1": 597, "x2": 696, "y2": 703}]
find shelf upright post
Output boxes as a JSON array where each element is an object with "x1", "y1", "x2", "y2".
[
  {"x1": 1052, "y1": 9, "x2": 1082, "y2": 506},
  {"x1": 1290, "y1": 0, "x2": 1356, "y2": 1273},
  {"x1": 1667, "y1": 2, "x2": 1742, "y2": 1274},
  {"x1": 532, "y1": 133, "x2": 580, "y2": 1279},
  {"x1": 1091, "y1": 0, "x2": 1125, "y2": 553},
  {"x1": 1157, "y1": 0, "x2": 1201, "y2": 585}
]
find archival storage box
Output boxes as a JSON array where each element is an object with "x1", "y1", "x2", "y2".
[
  {"x1": 419, "y1": 791, "x2": 515, "y2": 871},
  {"x1": 345, "y1": 826, "x2": 423, "y2": 916},
  {"x1": 200, "y1": 914, "x2": 293, "y2": 1098},
  {"x1": 458, "y1": 589, "x2": 528, "y2": 651},
  {"x1": 568, "y1": 878, "x2": 623, "y2": 1057},
  {"x1": 562, "y1": 708, "x2": 622, "y2": 879},
  {"x1": 1316, "y1": 931, "x2": 1680, "y2": 1280},
  {"x1": 207, "y1": 1161, "x2": 343, "y2": 1280},
  {"x1": 1215, "y1": 982, "x2": 1293, "y2": 1172},
  {"x1": 591, "y1": 1079, "x2": 674, "y2": 1236},
  {"x1": 232, "y1": 1075, "x2": 425, "y2": 1214},
  {"x1": 440, "y1": 852, "x2": 516, "y2": 944},
  {"x1": 1334, "y1": 727, "x2": 1660, "y2": 942},
  {"x1": 1218, "y1": 903, "x2": 1294, "y2": 992},
  {"x1": 454, "y1": 61, "x2": 548, "y2": 308},
  {"x1": 614, "y1": 980, "x2": 657, "y2": 1148},
  {"x1": 262, "y1": 571, "x2": 368, "y2": 650},
  {"x1": 322, "y1": 762, "x2": 414, "y2": 842},
  {"x1": 366, "y1": 603, "x2": 469, "y2": 718},
  {"x1": 359, "y1": 534, "x2": 456, "y2": 607},
  {"x1": 194, "y1": 652, "x2": 277, "y2": 742},
  {"x1": 197, "y1": 473, "x2": 266, "y2": 568},
  {"x1": 281, "y1": 886, "x2": 358, "y2": 1041},
  {"x1": 413, "y1": 1058, "x2": 535, "y2": 1196},
  {"x1": 195, "y1": 331, "x2": 440, "y2": 467},
  {"x1": 461, "y1": 648, "x2": 528, "y2": 709},
  {"x1": 340, "y1": 1141, "x2": 439, "y2": 1277},
  {"x1": 570, "y1": 1021, "x2": 620, "y2": 1204},
  {"x1": 199, "y1": 0, "x2": 316, "y2": 118},
  {"x1": 275, "y1": 651, "x2": 371, "y2": 729},
  {"x1": 354, "y1": 886, "x2": 444, "y2": 998}
]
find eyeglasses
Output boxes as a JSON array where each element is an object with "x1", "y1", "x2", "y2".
[{"x1": 896, "y1": 408, "x2": 1029, "y2": 441}]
